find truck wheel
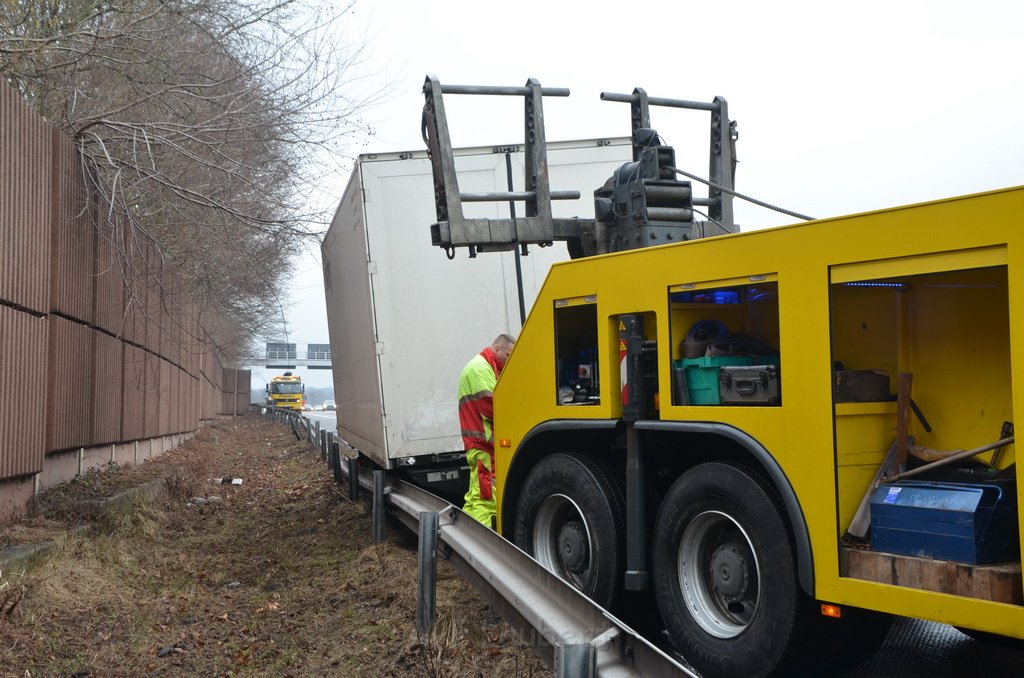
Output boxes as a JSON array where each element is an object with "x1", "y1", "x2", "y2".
[
  {"x1": 513, "y1": 452, "x2": 625, "y2": 610},
  {"x1": 652, "y1": 462, "x2": 812, "y2": 678}
]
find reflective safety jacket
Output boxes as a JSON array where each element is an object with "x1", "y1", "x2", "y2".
[{"x1": 458, "y1": 347, "x2": 503, "y2": 453}]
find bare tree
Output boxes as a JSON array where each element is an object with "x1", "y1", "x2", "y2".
[{"x1": 1, "y1": 0, "x2": 380, "y2": 361}]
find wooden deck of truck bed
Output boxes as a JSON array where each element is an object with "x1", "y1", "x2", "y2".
[{"x1": 841, "y1": 546, "x2": 1023, "y2": 605}]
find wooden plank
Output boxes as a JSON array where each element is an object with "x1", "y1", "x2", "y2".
[
  {"x1": 840, "y1": 546, "x2": 1023, "y2": 605},
  {"x1": 895, "y1": 373, "x2": 913, "y2": 468}
]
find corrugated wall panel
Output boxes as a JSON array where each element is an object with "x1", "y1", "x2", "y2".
[
  {"x1": 193, "y1": 374, "x2": 203, "y2": 425},
  {"x1": 198, "y1": 352, "x2": 211, "y2": 419},
  {"x1": 0, "y1": 306, "x2": 47, "y2": 480},
  {"x1": 221, "y1": 367, "x2": 236, "y2": 393},
  {"x1": 121, "y1": 344, "x2": 146, "y2": 441},
  {"x1": 157, "y1": 358, "x2": 172, "y2": 435},
  {"x1": 220, "y1": 391, "x2": 234, "y2": 416},
  {"x1": 48, "y1": 129, "x2": 95, "y2": 322},
  {"x1": 236, "y1": 369, "x2": 251, "y2": 394},
  {"x1": 209, "y1": 384, "x2": 221, "y2": 419},
  {"x1": 143, "y1": 352, "x2": 161, "y2": 438},
  {"x1": 183, "y1": 374, "x2": 198, "y2": 431},
  {"x1": 235, "y1": 392, "x2": 250, "y2": 415},
  {"x1": 0, "y1": 83, "x2": 51, "y2": 313},
  {"x1": 92, "y1": 332, "x2": 124, "y2": 445},
  {"x1": 45, "y1": 316, "x2": 94, "y2": 453},
  {"x1": 201, "y1": 368, "x2": 219, "y2": 420},
  {"x1": 181, "y1": 300, "x2": 198, "y2": 376},
  {"x1": 159, "y1": 270, "x2": 183, "y2": 365},
  {"x1": 124, "y1": 237, "x2": 153, "y2": 346},
  {"x1": 190, "y1": 375, "x2": 197, "y2": 429},
  {"x1": 93, "y1": 215, "x2": 127, "y2": 336},
  {"x1": 179, "y1": 374, "x2": 187, "y2": 432},
  {"x1": 122, "y1": 290, "x2": 143, "y2": 347},
  {"x1": 170, "y1": 366, "x2": 181, "y2": 433},
  {"x1": 201, "y1": 382, "x2": 212, "y2": 420},
  {"x1": 145, "y1": 251, "x2": 163, "y2": 354}
]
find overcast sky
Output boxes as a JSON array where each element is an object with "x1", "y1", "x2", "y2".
[{"x1": 250, "y1": 0, "x2": 1023, "y2": 390}]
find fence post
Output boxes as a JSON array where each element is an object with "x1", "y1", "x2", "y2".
[
  {"x1": 554, "y1": 644, "x2": 596, "y2": 678},
  {"x1": 417, "y1": 511, "x2": 439, "y2": 635},
  {"x1": 373, "y1": 470, "x2": 386, "y2": 544},
  {"x1": 331, "y1": 441, "x2": 342, "y2": 483}
]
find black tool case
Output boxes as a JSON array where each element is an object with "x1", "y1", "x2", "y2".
[{"x1": 719, "y1": 364, "x2": 781, "y2": 405}]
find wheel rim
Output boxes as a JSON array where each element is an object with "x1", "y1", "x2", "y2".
[
  {"x1": 677, "y1": 509, "x2": 760, "y2": 639},
  {"x1": 532, "y1": 493, "x2": 592, "y2": 589}
]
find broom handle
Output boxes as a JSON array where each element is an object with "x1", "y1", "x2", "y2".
[{"x1": 880, "y1": 436, "x2": 1015, "y2": 484}]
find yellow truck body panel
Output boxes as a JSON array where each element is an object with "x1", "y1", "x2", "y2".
[{"x1": 494, "y1": 186, "x2": 1024, "y2": 637}]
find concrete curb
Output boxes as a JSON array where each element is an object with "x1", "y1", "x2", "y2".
[{"x1": 0, "y1": 478, "x2": 167, "y2": 573}]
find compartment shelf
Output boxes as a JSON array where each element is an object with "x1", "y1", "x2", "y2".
[{"x1": 841, "y1": 546, "x2": 1023, "y2": 605}]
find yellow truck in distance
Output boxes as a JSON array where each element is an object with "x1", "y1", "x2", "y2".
[
  {"x1": 421, "y1": 78, "x2": 1023, "y2": 677},
  {"x1": 266, "y1": 372, "x2": 304, "y2": 410}
]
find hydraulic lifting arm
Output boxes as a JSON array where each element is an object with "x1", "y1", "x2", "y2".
[{"x1": 421, "y1": 75, "x2": 740, "y2": 259}]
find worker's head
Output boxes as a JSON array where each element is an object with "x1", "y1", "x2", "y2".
[{"x1": 491, "y1": 333, "x2": 516, "y2": 369}]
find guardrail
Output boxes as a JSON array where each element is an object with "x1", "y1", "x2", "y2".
[{"x1": 261, "y1": 406, "x2": 693, "y2": 677}]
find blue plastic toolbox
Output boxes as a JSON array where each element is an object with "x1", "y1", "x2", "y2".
[{"x1": 869, "y1": 480, "x2": 1019, "y2": 565}]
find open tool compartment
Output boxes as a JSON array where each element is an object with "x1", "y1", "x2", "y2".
[
  {"x1": 831, "y1": 260, "x2": 1021, "y2": 604},
  {"x1": 667, "y1": 276, "x2": 780, "y2": 406}
]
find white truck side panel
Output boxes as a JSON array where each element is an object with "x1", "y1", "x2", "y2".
[
  {"x1": 322, "y1": 172, "x2": 388, "y2": 461},
  {"x1": 324, "y1": 139, "x2": 631, "y2": 467}
]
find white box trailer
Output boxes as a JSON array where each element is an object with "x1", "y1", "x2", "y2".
[{"x1": 322, "y1": 137, "x2": 631, "y2": 495}]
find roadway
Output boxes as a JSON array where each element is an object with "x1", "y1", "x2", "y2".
[
  {"x1": 845, "y1": 617, "x2": 1022, "y2": 677},
  {"x1": 302, "y1": 410, "x2": 337, "y2": 427},
  {"x1": 293, "y1": 408, "x2": 1022, "y2": 675}
]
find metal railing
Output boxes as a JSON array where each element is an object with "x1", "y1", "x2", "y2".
[
  {"x1": 265, "y1": 350, "x2": 331, "y2": 360},
  {"x1": 261, "y1": 406, "x2": 692, "y2": 677}
]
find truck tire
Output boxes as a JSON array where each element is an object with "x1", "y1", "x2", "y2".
[
  {"x1": 513, "y1": 452, "x2": 625, "y2": 610},
  {"x1": 652, "y1": 462, "x2": 813, "y2": 678}
]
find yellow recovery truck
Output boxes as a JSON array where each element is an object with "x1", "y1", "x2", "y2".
[
  {"x1": 422, "y1": 77, "x2": 1022, "y2": 677},
  {"x1": 266, "y1": 372, "x2": 305, "y2": 410}
]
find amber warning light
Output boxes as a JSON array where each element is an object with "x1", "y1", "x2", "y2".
[{"x1": 820, "y1": 603, "x2": 842, "y2": 619}]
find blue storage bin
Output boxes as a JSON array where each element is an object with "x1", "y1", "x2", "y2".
[{"x1": 869, "y1": 480, "x2": 1019, "y2": 565}]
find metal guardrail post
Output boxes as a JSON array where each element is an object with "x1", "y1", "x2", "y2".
[
  {"x1": 348, "y1": 457, "x2": 359, "y2": 500},
  {"x1": 331, "y1": 442, "x2": 342, "y2": 483},
  {"x1": 417, "y1": 511, "x2": 439, "y2": 635},
  {"x1": 555, "y1": 645, "x2": 596, "y2": 678},
  {"x1": 373, "y1": 470, "x2": 386, "y2": 544},
  {"x1": 385, "y1": 480, "x2": 694, "y2": 676}
]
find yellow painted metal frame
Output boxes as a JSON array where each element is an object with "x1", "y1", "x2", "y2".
[{"x1": 494, "y1": 186, "x2": 1024, "y2": 637}]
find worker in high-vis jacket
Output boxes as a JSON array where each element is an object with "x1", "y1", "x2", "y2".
[{"x1": 458, "y1": 334, "x2": 516, "y2": 527}]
